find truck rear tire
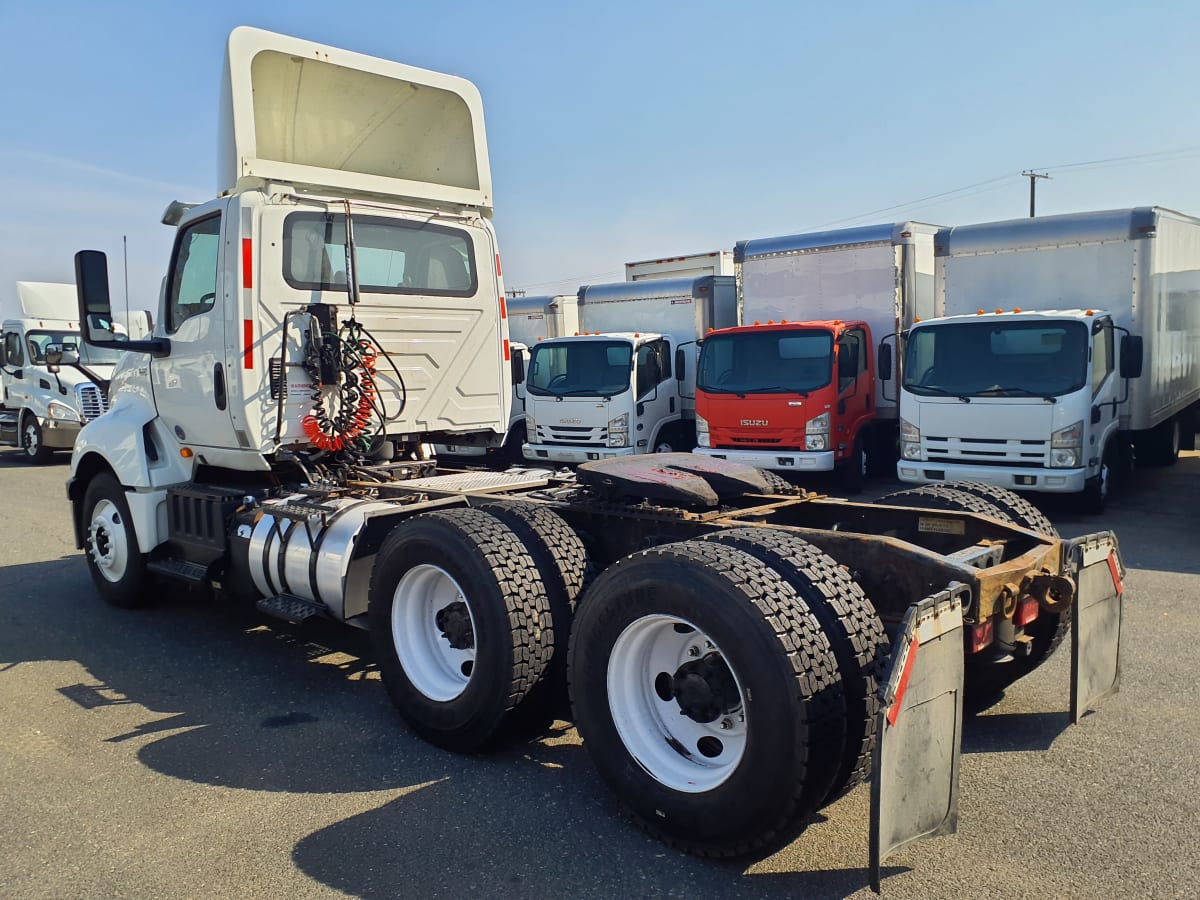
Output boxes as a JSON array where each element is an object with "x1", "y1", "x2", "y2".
[
  {"x1": 21, "y1": 413, "x2": 53, "y2": 464},
  {"x1": 82, "y1": 474, "x2": 152, "y2": 608},
  {"x1": 368, "y1": 508, "x2": 553, "y2": 752},
  {"x1": 568, "y1": 540, "x2": 844, "y2": 857},
  {"x1": 756, "y1": 469, "x2": 794, "y2": 494},
  {"x1": 700, "y1": 528, "x2": 888, "y2": 801},
  {"x1": 937, "y1": 481, "x2": 1058, "y2": 537},
  {"x1": 472, "y1": 499, "x2": 591, "y2": 724}
]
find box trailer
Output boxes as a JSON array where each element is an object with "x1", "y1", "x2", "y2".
[{"x1": 625, "y1": 250, "x2": 735, "y2": 282}]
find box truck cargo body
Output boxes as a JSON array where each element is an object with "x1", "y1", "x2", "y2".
[
  {"x1": 694, "y1": 223, "x2": 939, "y2": 486},
  {"x1": 624, "y1": 250, "x2": 735, "y2": 281},
  {"x1": 522, "y1": 276, "x2": 736, "y2": 464},
  {"x1": 898, "y1": 207, "x2": 1200, "y2": 508}
]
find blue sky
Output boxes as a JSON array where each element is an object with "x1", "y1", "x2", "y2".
[{"x1": 3, "y1": 1, "x2": 1200, "y2": 305}]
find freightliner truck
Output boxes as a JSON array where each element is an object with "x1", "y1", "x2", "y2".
[
  {"x1": 66, "y1": 27, "x2": 1126, "y2": 886},
  {"x1": 897, "y1": 208, "x2": 1200, "y2": 512}
]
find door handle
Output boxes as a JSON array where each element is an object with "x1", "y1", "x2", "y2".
[{"x1": 214, "y1": 362, "x2": 227, "y2": 410}]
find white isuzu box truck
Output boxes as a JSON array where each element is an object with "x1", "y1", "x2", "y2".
[
  {"x1": 521, "y1": 276, "x2": 737, "y2": 464},
  {"x1": 897, "y1": 207, "x2": 1200, "y2": 511}
]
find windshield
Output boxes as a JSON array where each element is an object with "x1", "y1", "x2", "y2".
[
  {"x1": 27, "y1": 331, "x2": 125, "y2": 366},
  {"x1": 526, "y1": 340, "x2": 632, "y2": 397},
  {"x1": 697, "y1": 330, "x2": 833, "y2": 394},
  {"x1": 903, "y1": 320, "x2": 1089, "y2": 398}
]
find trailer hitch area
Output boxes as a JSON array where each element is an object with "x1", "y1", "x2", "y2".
[{"x1": 1021, "y1": 571, "x2": 1075, "y2": 615}]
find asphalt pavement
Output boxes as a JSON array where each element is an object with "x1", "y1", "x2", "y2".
[{"x1": 1, "y1": 447, "x2": 1197, "y2": 898}]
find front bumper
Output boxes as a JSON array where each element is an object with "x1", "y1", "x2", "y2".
[
  {"x1": 522, "y1": 442, "x2": 638, "y2": 465},
  {"x1": 42, "y1": 418, "x2": 83, "y2": 449},
  {"x1": 897, "y1": 460, "x2": 1088, "y2": 493},
  {"x1": 694, "y1": 447, "x2": 836, "y2": 472}
]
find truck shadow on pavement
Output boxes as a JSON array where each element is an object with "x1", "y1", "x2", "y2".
[
  {"x1": 0, "y1": 553, "x2": 912, "y2": 896},
  {"x1": 1, "y1": 549, "x2": 1097, "y2": 897}
]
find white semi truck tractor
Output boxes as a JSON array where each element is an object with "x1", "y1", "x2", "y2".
[{"x1": 66, "y1": 27, "x2": 1126, "y2": 881}]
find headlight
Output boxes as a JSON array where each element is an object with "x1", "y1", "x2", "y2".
[
  {"x1": 47, "y1": 401, "x2": 82, "y2": 423},
  {"x1": 900, "y1": 418, "x2": 921, "y2": 460},
  {"x1": 805, "y1": 412, "x2": 830, "y2": 435},
  {"x1": 525, "y1": 413, "x2": 536, "y2": 442},
  {"x1": 608, "y1": 433, "x2": 629, "y2": 448},
  {"x1": 695, "y1": 413, "x2": 710, "y2": 449},
  {"x1": 805, "y1": 434, "x2": 828, "y2": 451},
  {"x1": 1050, "y1": 420, "x2": 1083, "y2": 468},
  {"x1": 608, "y1": 412, "x2": 629, "y2": 433}
]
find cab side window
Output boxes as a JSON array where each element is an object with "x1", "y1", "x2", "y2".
[
  {"x1": 636, "y1": 340, "x2": 670, "y2": 397},
  {"x1": 837, "y1": 328, "x2": 866, "y2": 393},
  {"x1": 4, "y1": 332, "x2": 23, "y2": 367},
  {"x1": 167, "y1": 215, "x2": 222, "y2": 333},
  {"x1": 1092, "y1": 320, "x2": 1114, "y2": 396}
]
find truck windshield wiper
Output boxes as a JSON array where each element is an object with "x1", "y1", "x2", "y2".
[
  {"x1": 744, "y1": 386, "x2": 811, "y2": 397},
  {"x1": 977, "y1": 386, "x2": 1058, "y2": 403},
  {"x1": 907, "y1": 384, "x2": 972, "y2": 402}
]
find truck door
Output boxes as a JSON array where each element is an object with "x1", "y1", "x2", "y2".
[
  {"x1": 150, "y1": 202, "x2": 240, "y2": 449},
  {"x1": 2, "y1": 328, "x2": 27, "y2": 409},
  {"x1": 637, "y1": 339, "x2": 679, "y2": 451},
  {"x1": 1089, "y1": 317, "x2": 1118, "y2": 466},
  {"x1": 837, "y1": 326, "x2": 872, "y2": 450}
]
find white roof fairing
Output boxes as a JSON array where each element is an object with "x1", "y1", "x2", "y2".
[{"x1": 218, "y1": 27, "x2": 493, "y2": 212}]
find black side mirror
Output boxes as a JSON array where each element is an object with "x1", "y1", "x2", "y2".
[
  {"x1": 74, "y1": 250, "x2": 171, "y2": 357},
  {"x1": 1120, "y1": 334, "x2": 1143, "y2": 379},
  {"x1": 675, "y1": 347, "x2": 685, "y2": 382},
  {"x1": 878, "y1": 342, "x2": 893, "y2": 381},
  {"x1": 44, "y1": 344, "x2": 64, "y2": 368},
  {"x1": 511, "y1": 348, "x2": 526, "y2": 386}
]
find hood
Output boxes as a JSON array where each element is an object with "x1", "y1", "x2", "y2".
[{"x1": 907, "y1": 395, "x2": 1066, "y2": 441}]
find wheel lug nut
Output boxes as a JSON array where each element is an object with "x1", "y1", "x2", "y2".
[
  {"x1": 687, "y1": 646, "x2": 699, "y2": 657},
  {"x1": 719, "y1": 718, "x2": 731, "y2": 730}
]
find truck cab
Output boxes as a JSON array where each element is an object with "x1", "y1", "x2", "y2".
[
  {"x1": 1, "y1": 283, "x2": 125, "y2": 462},
  {"x1": 523, "y1": 331, "x2": 681, "y2": 462},
  {"x1": 897, "y1": 308, "x2": 1128, "y2": 508},
  {"x1": 693, "y1": 319, "x2": 875, "y2": 488}
]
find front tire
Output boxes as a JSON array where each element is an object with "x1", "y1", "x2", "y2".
[
  {"x1": 838, "y1": 439, "x2": 865, "y2": 494},
  {"x1": 82, "y1": 474, "x2": 151, "y2": 608},
  {"x1": 569, "y1": 540, "x2": 844, "y2": 857},
  {"x1": 21, "y1": 413, "x2": 53, "y2": 464},
  {"x1": 368, "y1": 508, "x2": 553, "y2": 752}
]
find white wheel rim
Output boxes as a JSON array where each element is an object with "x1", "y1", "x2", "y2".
[
  {"x1": 391, "y1": 564, "x2": 476, "y2": 702},
  {"x1": 607, "y1": 614, "x2": 747, "y2": 793},
  {"x1": 88, "y1": 499, "x2": 129, "y2": 583}
]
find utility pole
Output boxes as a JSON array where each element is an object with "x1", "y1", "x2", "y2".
[
  {"x1": 506, "y1": 289, "x2": 526, "y2": 299},
  {"x1": 1022, "y1": 171, "x2": 1050, "y2": 217}
]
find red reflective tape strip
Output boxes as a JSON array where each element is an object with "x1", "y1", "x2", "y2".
[
  {"x1": 503, "y1": 338, "x2": 511, "y2": 361},
  {"x1": 242, "y1": 238, "x2": 253, "y2": 289},
  {"x1": 495, "y1": 254, "x2": 502, "y2": 278},
  {"x1": 243, "y1": 319, "x2": 254, "y2": 369},
  {"x1": 886, "y1": 636, "x2": 920, "y2": 727},
  {"x1": 1107, "y1": 552, "x2": 1123, "y2": 594},
  {"x1": 499, "y1": 295, "x2": 507, "y2": 319}
]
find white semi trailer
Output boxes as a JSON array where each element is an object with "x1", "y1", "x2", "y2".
[
  {"x1": 65, "y1": 27, "x2": 1126, "y2": 880},
  {"x1": 897, "y1": 207, "x2": 1200, "y2": 511}
]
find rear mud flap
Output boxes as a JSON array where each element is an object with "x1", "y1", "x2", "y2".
[
  {"x1": 870, "y1": 585, "x2": 967, "y2": 893},
  {"x1": 1068, "y1": 532, "x2": 1125, "y2": 724}
]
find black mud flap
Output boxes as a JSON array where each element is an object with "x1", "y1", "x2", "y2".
[
  {"x1": 1068, "y1": 531, "x2": 1125, "y2": 724},
  {"x1": 869, "y1": 584, "x2": 967, "y2": 894}
]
